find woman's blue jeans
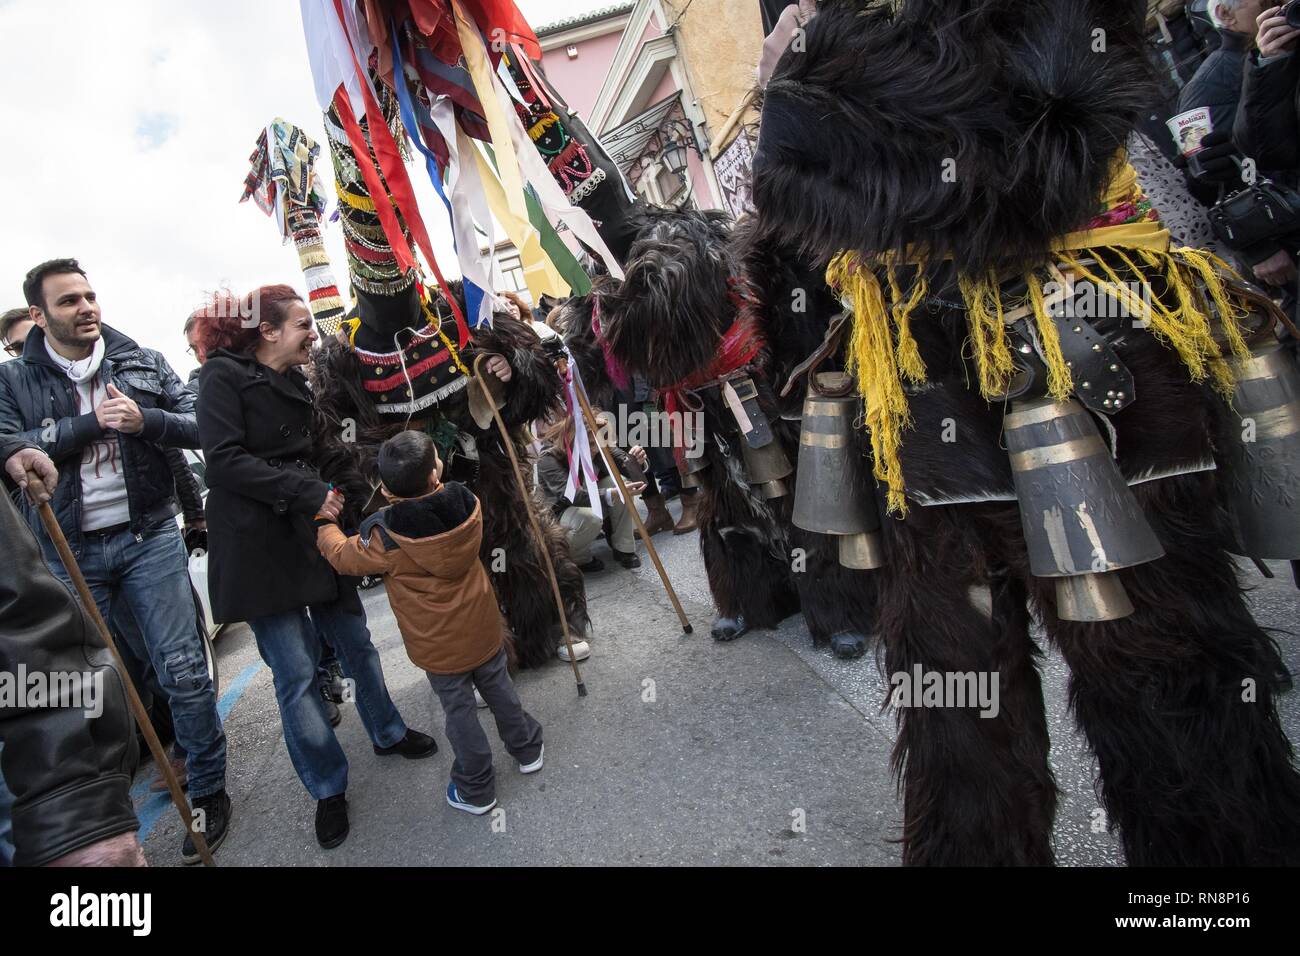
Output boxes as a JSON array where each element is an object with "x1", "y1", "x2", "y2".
[{"x1": 249, "y1": 593, "x2": 407, "y2": 800}]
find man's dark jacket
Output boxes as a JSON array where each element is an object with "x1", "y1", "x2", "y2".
[
  {"x1": 0, "y1": 324, "x2": 198, "y2": 555},
  {"x1": 1179, "y1": 30, "x2": 1253, "y2": 133},
  {"x1": 1234, "y1": 48, "x2": 1300, "y2": 183},
  {"x1": 0, "y1": 489, "x2": 139, "y2": 865}
]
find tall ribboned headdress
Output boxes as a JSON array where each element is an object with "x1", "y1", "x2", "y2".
[
  {"x1": 240, "y1": 119, "x2": 346, "y2": 336},
  {"x1": 296, "y1": 0, "x2": 627, "y2": 327}
]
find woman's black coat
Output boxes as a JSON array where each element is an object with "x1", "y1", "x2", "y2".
[{"x1": 197, "y1": 348, "x2": 337, "y2": 623}]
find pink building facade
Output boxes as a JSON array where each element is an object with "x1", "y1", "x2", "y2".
[{"x1": 534, "y1": 1, "x2": 726, "y2": 211}]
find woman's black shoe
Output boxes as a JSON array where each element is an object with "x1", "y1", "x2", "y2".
[
  {"x1": 316, "y1": 794, "x2": 349, "y2": 849},
  {"x1": 373, "y1": 729, "x2": 438, "y2": 759}
]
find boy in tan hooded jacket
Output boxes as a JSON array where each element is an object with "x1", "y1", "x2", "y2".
[{"x1": 316, "y1": 430, "x2": 543, "y2": 815}]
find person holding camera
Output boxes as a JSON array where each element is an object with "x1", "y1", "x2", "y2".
[{"x1": 1230, "y1": 4, "x2": 1300, "y2": 288}]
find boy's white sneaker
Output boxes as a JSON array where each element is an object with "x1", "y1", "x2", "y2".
[
  {"x1": 446, "y1": 782, "x2": 497, "y2": 815},
  {"x1": 519, "y1": 743, "x2": 544, "y2": 774},
  {"x1": 557, "y1": 639, "x2": 590, "y2": 662}
]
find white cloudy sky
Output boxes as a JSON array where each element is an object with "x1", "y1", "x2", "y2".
[{"x1": 0, "y1": 0, "x2": 610, "y2": 377}]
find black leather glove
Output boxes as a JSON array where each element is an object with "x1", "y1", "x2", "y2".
[{"x1": 1185, "y1": 130, "x2": 1244, "y2": 186}]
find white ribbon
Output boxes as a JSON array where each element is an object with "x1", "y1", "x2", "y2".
[
  {"x1": 562, "y1": 354, "x2": 610, "y2": 518},
  {"x1": 430, "y1": 96, "x2": 497, "y2": 328},
  {"x1": 298, "y1": 0, "x2": 370, "y2": 113}
]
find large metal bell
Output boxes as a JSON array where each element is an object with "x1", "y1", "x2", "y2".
[
  {"x1": 1005, "y1": 396, "x2": 1164, "y2": 621},
  {"x1": 1219, "y1": 340, "x2": 1300, "y2": 560},
  {"x1": 792, "y1": 372, "x2": 885, "y2": 569},
  {"x1": 740, "y1": 437, "x2": 793, "y2": 499}
]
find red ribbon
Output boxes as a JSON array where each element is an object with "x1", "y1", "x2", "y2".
[
  {"x1": 333, "y1": 0, "x2": 471, "y2": 348},
  {"x1": 659, "y1": 316, "x2": 765, "y2": 467}
]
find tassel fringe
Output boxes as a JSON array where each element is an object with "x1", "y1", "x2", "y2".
[{"x1": 828, "y1": 247, "x2": 1251, "y2": 514}]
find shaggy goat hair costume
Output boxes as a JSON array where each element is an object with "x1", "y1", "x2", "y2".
[
  {"x1": 747, "y1": 0, "x2": 1300, "y2": 864},
  {"x1": 557, "y1": 207, "x2": 877, "y2": 657},
  {"x1": 308, "y1": 91, "x2": 588, "y2": 669}
]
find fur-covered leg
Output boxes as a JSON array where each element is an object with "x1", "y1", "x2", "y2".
[
  {"x1": 476, "y1": 445, "x2": 587, "y2": 669},
  {"x1": 700, "y1": 494, "x2": 799, "y2": 642},
  {"x1": 1043, "y1": 473, "x2": 1300, "y2": 865},
  {"x1": 790, "y1": 527, "x2": 875, "y2": 659},
  {"x1": 881, "y1": 504, "x2": 1055, "y2": 865}
]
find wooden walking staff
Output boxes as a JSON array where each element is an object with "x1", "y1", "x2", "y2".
[
  {"x1": 570, "y1": 375, "x2": 694, "y2": 636},
  {"x1": 24, "y1": 475, "x2": 217, "y2": 867},
  {"x1": 471, "y1": 354, "x2": 588, "y2": 697}
]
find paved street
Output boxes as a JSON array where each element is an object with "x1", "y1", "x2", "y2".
[{"x1": 138, "y1": 498, "x2": 1300, "y2": 867}]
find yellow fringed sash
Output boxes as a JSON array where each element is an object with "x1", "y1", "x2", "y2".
[{"x1": 828, "y1": 157, "x2": 1252, "y2": 515}]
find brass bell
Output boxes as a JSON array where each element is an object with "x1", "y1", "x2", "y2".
[
  {"x1": 792, "y1": 371, "x2": 885, "y2": 569},
  {"x1": 1219, "y1": 340, "x2": 1300, "y2": 560},
  {"x1": 1004, "y1": 396, "x2": 1164, "y2": 621},
  {"x1": 739, "y1": 436, "x2": 793, "y2": 497},
  {"x1": 837, "y1": 529, "x2": 886, "y2": 570},
  {"x1": 678, "y1": 413, "x2": 710, "y2": 489}
]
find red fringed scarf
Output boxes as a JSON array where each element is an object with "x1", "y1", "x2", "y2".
[{"x1": 660, "y1": 312, "x2": 765, "y2": 465}]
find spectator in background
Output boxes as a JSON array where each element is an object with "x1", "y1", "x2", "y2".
[
  {"x1": 1233, "y1": 5, "x2": 1300, "y2": 289},
  {"x1": 1179, "y1": 0, "x2": 1267, "y2": 132},
  {"x1": 183, "y1": 310, "x2": 204, "y2": 389},
  {"x1": 538, "y1": 409, "x2": 645, "y2": 574},
  {"x1": 1, "y1": 308, "x2": 32, "y2": 359}
]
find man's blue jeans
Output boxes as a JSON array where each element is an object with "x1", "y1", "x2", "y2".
[
  {"x1": 0, "y1": 747, "x2": 13, "y2": 866},
  {"x1": 42, "y1": 519, "x2": 227, "y2": 799},
  {"x1": 249, "y1": 594, "x2": 407, "y2": 800}
]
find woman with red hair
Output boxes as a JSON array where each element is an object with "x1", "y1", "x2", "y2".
[{"x1": 194, "y1": 284, "x2": 435, "y2": 850}]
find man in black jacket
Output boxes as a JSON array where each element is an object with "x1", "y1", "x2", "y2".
[
  {"x1": 1, "y1": 446, "x2": 145, "y2": 866},
  {"x1": 1233, "y1": 5, "x2": 1300, "y2": 288},
  {"x1": 0, "y1": 259, "x2": 230, "y2": 864},
  {"x1": 6, "y1": 296, "x2": 199, "y2": 783},
  {"x1": 1179, "y1": 1, "x2": 1266, "y2": 133}
]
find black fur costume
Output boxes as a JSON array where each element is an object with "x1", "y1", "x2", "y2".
[
  {"x1": 748, "y1": 0, "x2": 1300, "y2": 864},
  {"x1": 304, "y1": 94, "x2": 587, "y2": 670},
  {"x1": 310, "y1": 292, "x2": 587, "y2": 670},
  {"x1": 554, "y1": 208, "x2": 877, "y2": 658}
]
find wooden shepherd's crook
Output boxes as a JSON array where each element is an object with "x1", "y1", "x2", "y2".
[
  {"x1": 24, "y1": 474, "x2": 216, "y2": 867},
  {"x1": 570, "y1": 375, "x2": 693, "y2": 635},
  {"x1": 472, "y1": 354, "x2": 587, "y2": 697}
]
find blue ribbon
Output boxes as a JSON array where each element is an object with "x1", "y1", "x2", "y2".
[{"x1": 389, "y1": 17, "x2": 488, "y2": 328}]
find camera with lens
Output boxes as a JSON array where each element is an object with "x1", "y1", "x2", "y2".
[{"x1": 1284, "y1": 0, "x2": 1300, "y2": 29}]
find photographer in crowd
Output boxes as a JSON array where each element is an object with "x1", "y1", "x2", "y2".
[{"x1": 1231, "y1": 4, "x2": 1300, "y2": 289}]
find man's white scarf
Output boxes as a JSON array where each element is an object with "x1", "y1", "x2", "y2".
[{"x1": 44, "y1": 334, "x2": 105, "y2": 385}]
